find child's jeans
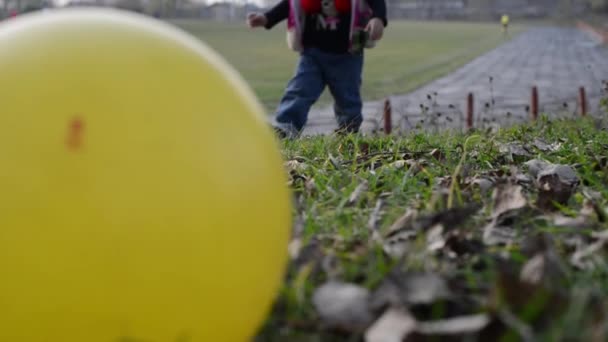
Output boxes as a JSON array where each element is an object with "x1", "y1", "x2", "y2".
[{"x1": 272, "y1": 48, "x2": 364, "y2": 137}]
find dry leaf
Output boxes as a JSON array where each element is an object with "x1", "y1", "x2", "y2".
[
  {"x1": 383, "y1": 206, "x2": 479, "y2": 258},
  {"x1": 483, "y1": 183, "x2": 530, "y2": 245},
  {"x1": 520, "y1": 254, "x2": 546, "y2": 285},
  {"x1": 571, "y1": 231, "x2": 608, "y2": 270},
  {"x1": 524, "y1": 159, "x2": 551, "y2": 179},
  {"x1": 532, "y1": 139, "x2": 561, "y2": 152},
  {"x1": 429, "y1": 148, "x2": 445, "y2": 162},
  {"x1": 536, "y1": 164, "x2": 579, "y2": 211},
  {"x1": 313, "y1": 281, "x2": 374, "y2": 332},
  {"x1": 292, "y1": 237, "x2": 323, "y2": 269},
  {"x1": 288, "y1": 215, "x2": 306, "y2": 260},
  {"x1": 416, "y1": 313, "x2": 491, "y2": 335},
  {"x1": 471, "y1": 177, "x2": 495, "y2": 193},
  {"x1": 492, "y1": 183, "x2": 528, "y2": 218},
  {"x1": 372, "y1": 272, "x2": 451, "y2": 309},
  {"x1": 549, "y1": 212, "x2": 594, "y2": 230},
  {"x1": 498, "y1": 142, "x2": 532, "y2": 162},
  {"x1": 365, "y1": 307, "x2": 417, "y2": 342},
  {"x1": 389, "y1": 160, "x2": 408, "y2": 169},
  {"x1": 483, "y1": 223, "x2": 517, "y2": 246},
  {"x1": 284, "y1": 159, "x2": 307, "y2": 172},
  {"x1": 349, "y1": 181, "x2": 369, "y2": 205},
  {"x1": 368, "y1": 199, "x2": 384, "y2": 243},
  {"x1": 426, "y1": 224, "x2": 446, "y2": 252},
  {"x1": 305, "y1": 177, "x2": 316, "y2": 194},
  {"x1": 386, "y1": 209, "x2": 419, "y2": 235}
]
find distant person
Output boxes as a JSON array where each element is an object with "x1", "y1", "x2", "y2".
[
  {"x1": 501, "y1": 14, "x2": 510, "y2": 37},
  {"x1": 247, "y1": 0, "x2": 387, "y2": 138}
]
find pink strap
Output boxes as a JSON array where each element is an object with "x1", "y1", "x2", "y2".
[{"x1": 349, "y1": 0, "x2": 357, "y2": 47}]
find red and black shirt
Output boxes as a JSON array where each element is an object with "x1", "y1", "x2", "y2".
[{"x1": 264, "y1": 0, "x2": 388, "y2": 54}]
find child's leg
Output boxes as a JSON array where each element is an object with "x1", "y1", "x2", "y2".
[
  {"x1": 322, "y1": 51, "x2": 364, "y2": 132},
  {"x1": 273, "y1": 50, "x2": 326, "y2": 137}
]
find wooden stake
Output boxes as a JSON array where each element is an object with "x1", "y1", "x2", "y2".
[{"x1": 383, "y1": 98, "x2": 392, "y2": 134}]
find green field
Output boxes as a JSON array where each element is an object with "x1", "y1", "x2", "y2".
[{"x1": 170, "y1": 19, "x2": 524, "y2": 111}]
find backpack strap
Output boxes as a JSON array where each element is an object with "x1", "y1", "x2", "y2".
[
  {"x1": 287, "y1": 0, "x2": 304, "y2": 51},
  {"x1": 348, "y1": 0, "x2": 358, "y2": 49},
  {"x1": 348, "y1": 0, "x2": 374, "y2": 53}
]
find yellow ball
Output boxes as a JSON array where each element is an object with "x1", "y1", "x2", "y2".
[{"x1": 0, "y1": 8, "x2": 290, "y2": 341}]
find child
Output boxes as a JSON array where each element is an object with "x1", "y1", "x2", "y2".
[
  {"x1": 247, "y1": 0, "x2": 387, "y2": 138},
  {"x1": 501, "y1": 14, "x2": 510, "y2": 37}
]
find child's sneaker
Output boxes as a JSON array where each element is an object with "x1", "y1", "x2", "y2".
[
  {"x1": 273, "y1": 126, "x2": 289, "y2": 139},
  {"x1": 334, "y1": 122, "x2": 360, "y2": 136}
]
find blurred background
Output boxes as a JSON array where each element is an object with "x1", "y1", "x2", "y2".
[
  {"x1": 2, "y1": 0, "x2": 606, "y2": 132},
  {"x1": 3, "y1": 0, "x2": 606, "y2": 23}
]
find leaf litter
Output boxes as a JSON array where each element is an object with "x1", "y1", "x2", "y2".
[{"x1": 258, "y1": 118, "x2": 608, "y2": 341}]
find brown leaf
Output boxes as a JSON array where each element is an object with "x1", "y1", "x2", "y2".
[
  {"x1": 489, "y1": 262, "x2": 569, "y2": 331},
  {"x1": 483, "y1": 183, "x2": 531, "y2": 246},
  {"x1": 536, "y1": 164, "x2": 579, "y2": 211},
  {"x1": 359, "y1": 142, "x2": 370, "y2": 156},
  {"x1": 483, "y1": 205, "x2": 543, "y2": 246},
  {"x1": 444, "y1": 234, "x2": 485, "y2": 256},
  {"x1": 525, "y1": 159, "x2": 580, "y2": 211},
  {"x1": 387, "y1": 206, "x2": 480, "y2": 238},
  {"x1": 491, "y1": 183, "x2": 528, "y2": 218},
  {"x1": 383, "y1": 206, "x2": 479, "y2": 258}
]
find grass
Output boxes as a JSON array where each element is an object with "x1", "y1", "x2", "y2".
[
  {"x1": 169, "y1": 17, "x2": 608, "y2": 340},
  {"x1": 169, "y1": 19, "x2": 525, "y2": 110},
  {"x1": 252, "y1": 99, "x2": 608, "y2": 340}
]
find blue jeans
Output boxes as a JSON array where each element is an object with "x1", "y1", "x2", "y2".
[{"x1": 272, "y1": 48, "x2": 364, "y2": 136}]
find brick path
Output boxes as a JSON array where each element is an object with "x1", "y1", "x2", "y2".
[{"x1": 301, "y1": 27, "x2": 608, "y2": 135}]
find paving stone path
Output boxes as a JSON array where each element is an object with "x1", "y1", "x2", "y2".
[{"x1": 302, "y1": 26, "x2": 608, "y2": 135}]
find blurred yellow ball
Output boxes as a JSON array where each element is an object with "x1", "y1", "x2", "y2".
[{"x1": 0, "y1": 8, "x2": 290, "y2": 341}]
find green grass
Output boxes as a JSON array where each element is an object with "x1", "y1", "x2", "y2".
[
  {"x1": 254, "y1": 107, "x2": 608, "y2": 340},
  {"x1": 169, "y1": 19, "x2": 525, "y2": 110}
]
